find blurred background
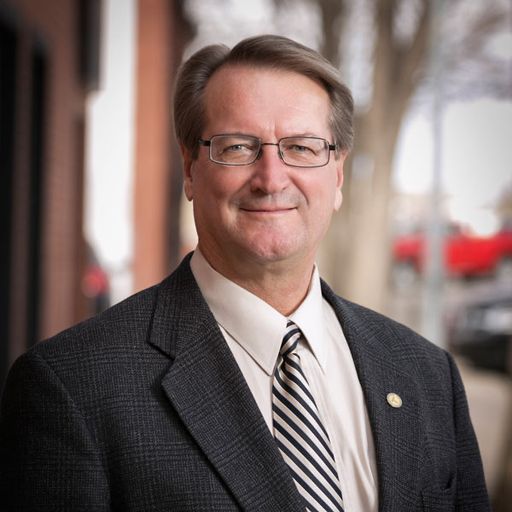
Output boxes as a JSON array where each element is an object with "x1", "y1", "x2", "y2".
[{"x1": 1, "y1": 0, "x2": 511, "y2": 508}]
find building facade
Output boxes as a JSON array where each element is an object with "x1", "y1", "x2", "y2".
[{"x1": 0, "y1": 0, "x2": 192, "y2": 386}]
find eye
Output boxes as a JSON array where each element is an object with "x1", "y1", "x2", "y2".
[
  {"x1": 224, "y1": 143, "x2": 252, "y2": 153},
  {"x1": 290, "y1": 144, "x2": 314, "y2": 153},
  {"x1": 282, "y1": 141, "x2": 318, "y2": 155},
  {"x1": 216, "y1": 137, "x2": 258, "y2": 155}
]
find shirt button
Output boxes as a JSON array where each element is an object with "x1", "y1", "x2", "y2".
[{"x1": 386, "y1": 392, "x2": 402, "y2": 408}]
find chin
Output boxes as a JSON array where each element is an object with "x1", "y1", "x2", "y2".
[
  {"x1": 240, "y1": 240, "x2": 305, "y2": 265},
  {"x1": 229, "y1": 227, "x2": 309, "y2": 264}
]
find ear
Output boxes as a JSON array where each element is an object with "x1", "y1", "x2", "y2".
[
  {"x1": 180, "y1": 143, "x2": 194, "y2": 201},
  {"x1": 333, "y1": 151, "x2": 347, "y2": 211}
]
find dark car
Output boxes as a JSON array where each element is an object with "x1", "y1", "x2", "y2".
[{"x1": 448, "y1": 286, "x2": 512, "y2": 375}]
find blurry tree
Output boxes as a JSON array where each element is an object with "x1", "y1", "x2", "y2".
[
  {"x1": 277, "y1": 0, "x2": 431, "y2": 309},
  {"x1": 277, "y1": 0, "x2": 509, "y2": 311},
  {"x1": 340, "y1": 0, "x2": 431, "y2": 310},
  {"x1": 496, "y1": 185, "x2": 512, "y2": 227}
]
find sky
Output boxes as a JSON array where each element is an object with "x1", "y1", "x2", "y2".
[{"x1": 394, "y1": 98, "x2": 512, "y2": 235}]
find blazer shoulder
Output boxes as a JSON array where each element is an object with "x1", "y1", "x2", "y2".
[
  {"x1": 28, "y1": 281, "x2": 162, "y2": 362},
  {"x1": 25, "y1": 254, "x2": 198, "y2": 362},
  {"x1": 321, "y1": 279, "x2": 449, "y2": 364}
]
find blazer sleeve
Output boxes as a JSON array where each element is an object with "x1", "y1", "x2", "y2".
[
  {"x1": 447, "y1": 352, "x2": 491, "y2": 511},
  {"x1": 0, "y1": 351, "x2": 110, "y2": 512}
]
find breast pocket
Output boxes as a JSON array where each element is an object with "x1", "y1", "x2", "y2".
[{"x1": 421, "y1": 474, "x2": 456, "y2": 512}]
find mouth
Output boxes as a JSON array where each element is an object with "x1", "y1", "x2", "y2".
[
  {"x1": 239, "y1": 206, "x2": 296, "y2": 214},
  {"x1": 237, "y1": 194, "x2": 301, "y2": 215}
]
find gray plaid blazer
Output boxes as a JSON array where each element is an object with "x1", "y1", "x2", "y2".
[{"x1": 0, "y1": 254, "x2": 490, "y2": 511}]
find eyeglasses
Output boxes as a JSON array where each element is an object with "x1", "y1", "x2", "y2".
[{"x1": 198, "y1": 134, "x2": 337, "y2": 168}]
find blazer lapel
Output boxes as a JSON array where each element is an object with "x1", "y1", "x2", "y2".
[
  {"x1": 322, "y1": 283, "x2": 425, "y2": 512},
  {"x1": 148, "y1": 256, "x2": 305, "y2": 511}
]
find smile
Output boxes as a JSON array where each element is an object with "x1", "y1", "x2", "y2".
[{"x1": 239, "y1": 207, "x2": 296, "y2": 214}]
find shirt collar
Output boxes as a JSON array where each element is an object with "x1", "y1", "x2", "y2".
[
  {"x1": 289, "y1": 269, "x2": 328, "y2": 371},
  {"x1": 190, "y1": 249, "x2": 328, "y2": 375}
]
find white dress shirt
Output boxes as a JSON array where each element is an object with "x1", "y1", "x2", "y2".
[{"x1": 190, "y1": 250, "x2": 378, "y2": 512}]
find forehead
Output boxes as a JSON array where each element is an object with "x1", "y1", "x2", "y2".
[{"x1": 202, "y1": 64, "x2": 331, "y2": 137}]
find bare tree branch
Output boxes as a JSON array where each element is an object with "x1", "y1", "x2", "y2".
[
  {"x1": 317, "y1": 0, "x2": 347, "y2": 65},
  {"x1": 390, "y1": 0, "x2": 430, "y2": 131}
]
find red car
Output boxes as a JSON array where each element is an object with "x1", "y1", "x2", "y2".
[{"x1": 392, "y1": 225, "x2": 512, "y2": 279}]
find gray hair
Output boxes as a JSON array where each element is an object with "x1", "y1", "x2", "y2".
[{"x1": 173, "y1": 34, "x2": 354, "y2": 159}]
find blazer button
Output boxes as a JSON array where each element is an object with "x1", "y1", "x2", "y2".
[{"x1": 386, "y1": 392, "x2": 403, "y2": 408}]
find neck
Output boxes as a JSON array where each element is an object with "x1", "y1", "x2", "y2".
[
  {"x1": 197, "y1": 247, "x2": 315, "y2": 316},
  {"x1": 230, "y1": 269, "x2": 314, "y2": 316}
]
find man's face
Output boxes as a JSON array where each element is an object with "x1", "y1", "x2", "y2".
[{"x1": 182, "y1": 64, "x2": 346, "y2": 274}]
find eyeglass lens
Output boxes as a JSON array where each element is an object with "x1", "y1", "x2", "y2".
[{"x1": 209, "y1": 135, "x2": 330, "y2": 167}]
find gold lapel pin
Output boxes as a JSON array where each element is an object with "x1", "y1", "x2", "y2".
[{"x1": 386, "y1": 392, "x2": 402, "y2": 408}]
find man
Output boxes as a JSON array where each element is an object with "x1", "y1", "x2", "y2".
[{"x1": 0, "y1": 35, "x2": 489, "y2": 511}]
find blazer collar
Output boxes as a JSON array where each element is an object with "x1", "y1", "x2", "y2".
[
  {"x1": 321, "y1": 280, "x2": 424, "y2": 512},
  {"x1": 148, "y1": 255, "x2": 306, "y2": 511}
]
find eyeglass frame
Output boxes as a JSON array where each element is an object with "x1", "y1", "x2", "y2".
[{"x1": 198, "y1": 134, "x2": 338, "y2": 168}]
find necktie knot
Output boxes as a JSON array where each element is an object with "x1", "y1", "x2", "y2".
[{"x1": 280, "y1": 320, "x2": 302, "y2": 359}]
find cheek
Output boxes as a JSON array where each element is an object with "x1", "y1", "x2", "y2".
[
  {"x1": 306, "y1": 175, "x2": 339, "y2": 211},
  {"x1": 305, "y1": 179, "x2": 340, "y2": 236},
  {"x1": 327, "y1": 170, "x2": 343, "y2": 210},
  {"x1": 193, "y1": 170, "x2": 247, "y2": 214}
]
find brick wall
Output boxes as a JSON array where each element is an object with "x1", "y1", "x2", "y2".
[{"x1": 1, "y1": 0, "x2": 92, "y2": 376}]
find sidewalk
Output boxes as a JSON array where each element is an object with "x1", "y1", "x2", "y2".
[{"x1": 458, "y1": 359, "x2": 512, "y2": 508}]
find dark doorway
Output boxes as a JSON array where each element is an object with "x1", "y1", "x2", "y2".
[
  {"x1": 0, "y1": 16, "x2": 18, "y2": 387},
  {"x1": 26, "y1": 42, "x2": 47, "y2": 350}
]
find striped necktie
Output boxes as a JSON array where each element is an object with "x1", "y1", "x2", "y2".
[{"x1": 272, "y1": 320, "x2": 344, "y2": 511}]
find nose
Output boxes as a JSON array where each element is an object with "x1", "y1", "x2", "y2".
[{"x1": 249, "y1": 143, "x2": 290, "y2": 194}]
